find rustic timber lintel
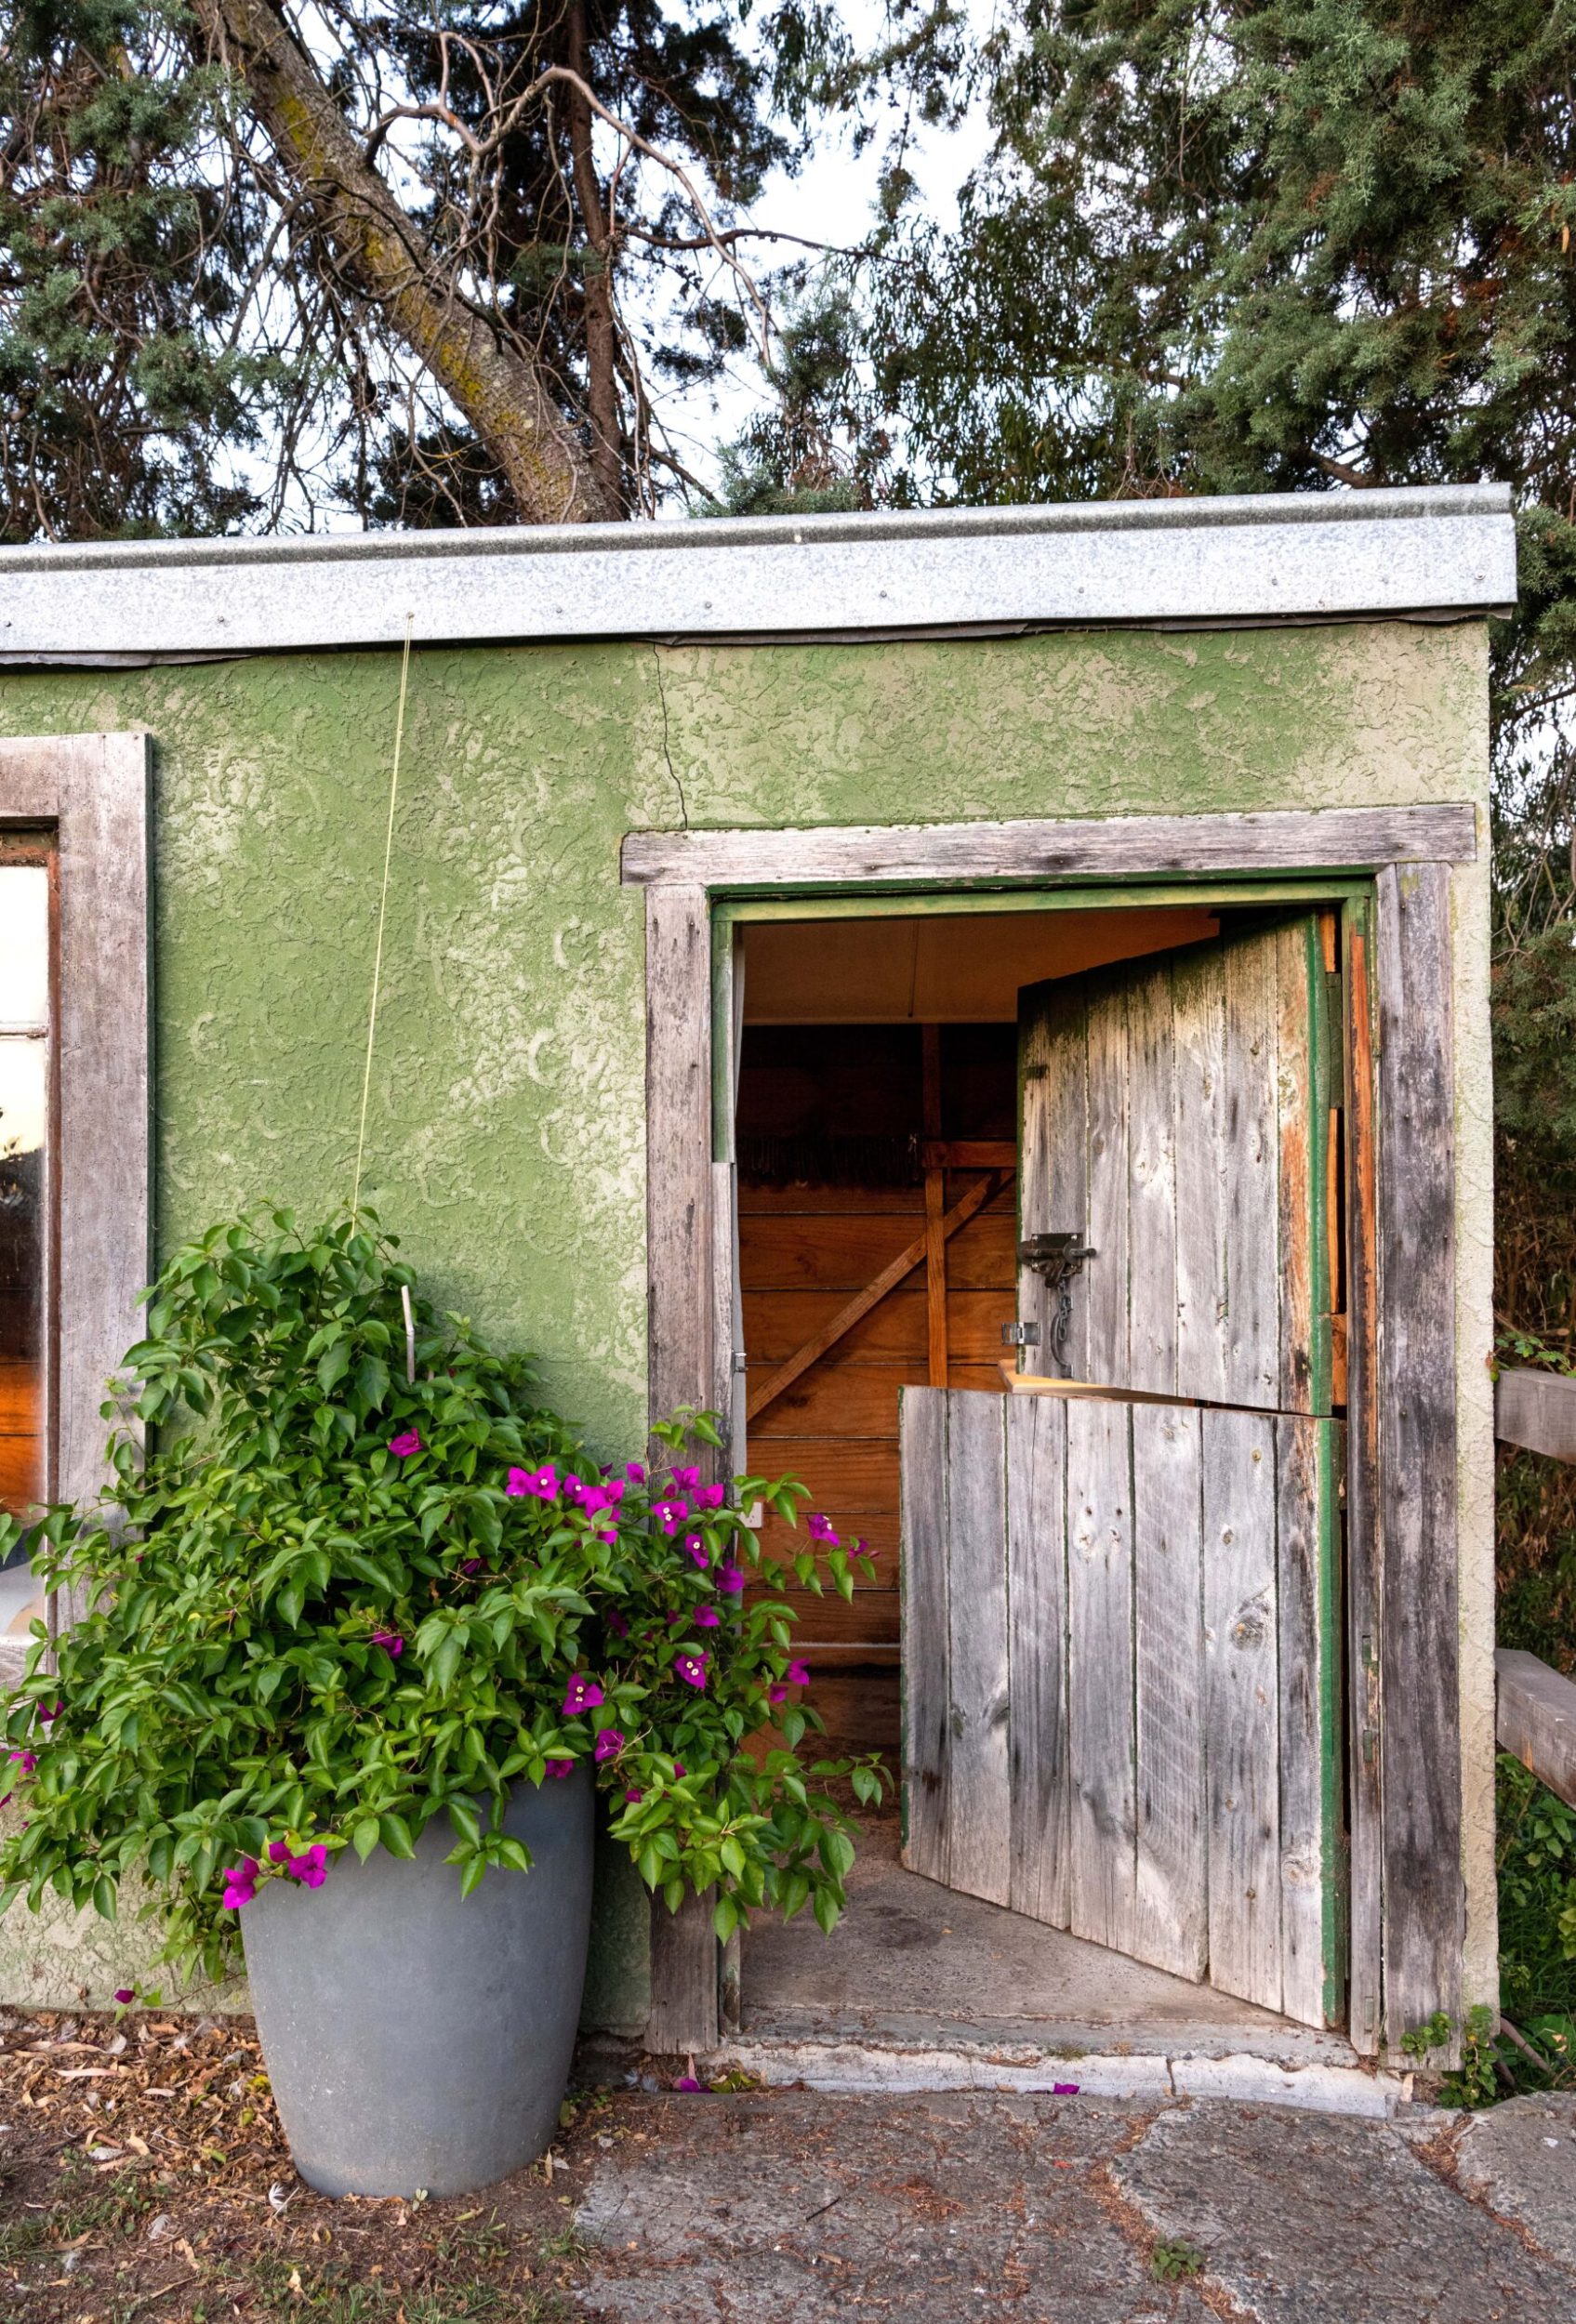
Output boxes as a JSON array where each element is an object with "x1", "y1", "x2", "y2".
[{"x1": 622, "y1": 805, "x2": 1477, "y2": 890}]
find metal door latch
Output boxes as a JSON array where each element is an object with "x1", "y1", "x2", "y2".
[{"x1": 1014, "y1": 1233, "x2": 1097, "y2": 1372}]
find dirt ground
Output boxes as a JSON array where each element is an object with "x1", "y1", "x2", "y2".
[
  {"x1": 0, "y1": 2007, "x2": 596, "y2": 2322},
  {"x1": 5, "y1": 2008, "x2": 1576, "y2": 2324}
]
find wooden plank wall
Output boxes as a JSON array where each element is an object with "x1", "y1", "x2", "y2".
[
  {"x1": 901, "y1": 1386, "x2": 1341, "y2": 2027},
  {"x1": 742, "y1": 1173, "x2": 1018, "y2": 1755},
  {"x1": 1017, "y1": 922, "x2": 1327, "y2": 1418}
]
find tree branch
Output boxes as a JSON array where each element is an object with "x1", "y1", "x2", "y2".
[{"x1": 192, "y1": 0, "x2": 615, "y2": 523}]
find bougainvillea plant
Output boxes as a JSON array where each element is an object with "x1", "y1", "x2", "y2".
[{"x1": 0, "y1": 1211, "x2": 883, "y2": 1982}]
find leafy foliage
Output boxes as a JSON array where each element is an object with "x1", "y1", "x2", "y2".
[
  {"x1": 1493, "y1": 1752, "x2": 1576, "y2": 2089},
  {"x1": 0, "y1": 1209, "x2": 882, "y2": 1981},
  {"x1": 851, "y1": 0, "x2": 1576, "y2": 930},
  {"x1": 1402, "y1": 1758, "x2": 1576, "y2": 2104}
]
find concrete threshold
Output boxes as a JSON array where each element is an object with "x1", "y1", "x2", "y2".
[
  {"x1": 729, "y1": 1814, "x2": 1407, "y2": 2119},
  {"x1": 703, "y1": 2030, "x2": 1411, "y2": 2119}
]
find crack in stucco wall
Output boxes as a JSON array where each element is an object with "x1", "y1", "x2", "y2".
[{"x1": 650, "y1": 644, "x2": 689, "y2": 828}]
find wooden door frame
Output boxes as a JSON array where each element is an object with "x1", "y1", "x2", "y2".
[
  {"x1": 623, "y1": 803, "x2": 1476, "y2": 2059},
  {"x1": 0, "y1": 735, "x2": 152, "y2": 1683}
]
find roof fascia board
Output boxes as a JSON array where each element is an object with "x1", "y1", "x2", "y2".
[{"x1": 0, "y1": 486, "x2": 1516, "y2": 662}]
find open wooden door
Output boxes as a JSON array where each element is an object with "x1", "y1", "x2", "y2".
[{"x1": 900, "y1": 916, "x2": 1344, "y2": 2027}]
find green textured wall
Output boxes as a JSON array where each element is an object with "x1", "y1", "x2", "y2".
[{"x1": 0, "y1": 615, "x2": 1494, "y2": 2031}]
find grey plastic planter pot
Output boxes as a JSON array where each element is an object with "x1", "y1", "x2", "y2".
[{"x1": 243, "y1": 1769, "x2": 594, "y2": 2198}]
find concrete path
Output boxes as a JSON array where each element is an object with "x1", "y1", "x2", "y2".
[{"x1": 572, "y1": 2087, "x2": 1576, "y2": 2322}]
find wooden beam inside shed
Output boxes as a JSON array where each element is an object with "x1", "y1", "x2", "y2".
[{"x1": 922, "y1": 1025, "x2": 947, "y2": 1387}]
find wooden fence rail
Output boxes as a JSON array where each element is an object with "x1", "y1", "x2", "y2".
[{"x1": 1496, "y1": 1367, "x2": 1576, "y2": 1807}]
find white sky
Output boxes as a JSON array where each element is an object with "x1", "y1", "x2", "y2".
[{"x1": 646, "y1": 14, "x2": 998, "y2": 501}]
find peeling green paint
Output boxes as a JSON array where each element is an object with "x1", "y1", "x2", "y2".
[{"x1": 0, "y1": 615, "x2": 1493, "y2": 2029}]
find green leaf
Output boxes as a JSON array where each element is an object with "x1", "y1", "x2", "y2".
[
  {"x1": 92, "y1": 1874, "x2": 118, "y2": 1923},
  {"x1": 351, "y1": 1821, "x2": 380, "y2": 1862},
  {"x1": 446, "y1": 1798, "x2": 482, "y2": 1848},
  {"x1": 377, "y1": 1812, "x2": 417, "y2": 1860},
  {"x1": 459, "y1": 1855, "x2": 487, "y2": 1899},
  {"x1": 429, "y1": 1631, "x2": 464, "y2": 1696}
]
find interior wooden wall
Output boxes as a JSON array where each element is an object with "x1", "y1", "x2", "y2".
[
  {"x1": 0, "y1": 1362, "x2": 38, "y2": 1520},
  {"x1": 737, "y1": 1023, "x2": 1019, "y2": 1760},
  {"x1": 0, "y1": 1294, "x2": 41, "y2": 1526}
]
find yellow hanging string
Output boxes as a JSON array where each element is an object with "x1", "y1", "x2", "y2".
[{"x1": 351, "y1": 616, "x2": 414, "y2": 1226}]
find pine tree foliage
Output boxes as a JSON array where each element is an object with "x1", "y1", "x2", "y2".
[
  {"x1": 0, "y1": 1, "x2": 280, "y2": 537},
  {"x1": 860, "y1": 0, "x2": 1576, "y2": 941},
  {"x1": 0, "y1": 0, "x2": 830, "y2": 535}
]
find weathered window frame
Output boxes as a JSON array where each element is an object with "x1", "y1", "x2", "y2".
[
  {"x1": 624, "y1": 803, "x2": 1476, "y2": 2062},
  {"x1": 0, "y1": 735, "x2": 152, "y2": 1679}
]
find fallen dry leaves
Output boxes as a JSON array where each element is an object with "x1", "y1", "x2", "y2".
[{"x1": 0, "y1": 2006, "x2": 605, "y2": 2321}]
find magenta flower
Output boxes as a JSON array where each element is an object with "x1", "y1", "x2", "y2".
[
  {"x1": 593, "y1": 1728, "x2": 625, "y2": 1763},
  {"x1": 113, "y1": 1988, "x2": 134, "y2": 2005},
  {"x1": 694, "y1": 1604, "x2": 721, "y2": 1629},
  {"x1": 653, "y1": 1498, "x2": 689, "y2": 1535},
  {"x1": 684, "y1": 1535, "x2": 709, "y2": 1569},
  {"x1": 1053, "y1": 2082, "x2": 1080, "y2": 2096},
  {"x1": 389, "y1": 1428, "x2": 422, "y2": 1459},
  {"x1": 806, "y1": 1512, "x2": 840, "y2": 1545},
  {"x1": 717, "y1": 1563, "x2": 745, "y2": 1595},
  {"x1": 371, "y1": 1630, "x2": 404, "y2": 1657},
  {"x1": 563, "y1": 1474, "x2": 586, "y2": 1504},
  {"x1": 221, "y1": 1857, "x2": 260, "y2": 1910},
  {"x1": 691, "y1": 1482, "x2": 726, "y2": 1512},
  {"x1": 672, "y1": 1762, "x2": 686, "y2": 1778},
  {"x1": 787, "y1": 1658, "x2": 811, "y2": 1687},
  {"x1": 544, "y1": 1758, "x2": 574, "y2": 1779},
  {"x1": 675, "y1": 1651, "x2": 709, "y2": 1691},
  {"x1": 507, "y1": 1463, "x2": 559, "y2": 1499},
  {"x1": 598, "y1": 1528, "x2": 617, "y2": 1544},
  {"x1": 579, "y1": 1484, "x2": 609, "y2": 1517},
  {"x1": 602, "y1": 1476, "x2": 626, "y2": 1506},
  {"x1": 289, "y1": 1843, "x2": 328, "y2": 1889},
  {"x1": 626, "y1": 1461, "x2": 645, "y2": 1484},
  {"x1": 460, "y1": 1557, "x2": 482, "y2": 1576},
  {"x1": 673, "y1": 2075, "x2": 706, "y2": 2092},
  {"x1": 9, "y1": 1749, "x2": 37, "y2": 1775},
  {"x1": 671, "y1": 1464, "x2": 701, "y2": 1492},
  {"x1": 605, "y1": 1609, "x2": 630, "y2": 1639},
  {"x1": 625, "y1": 1787, "x2": 644, "y2": 1804},
  {"x1": 563, "y1": 1673, "x2": 604, "y2": 1715},
  {"x1": 857, "y1": 1537, "x2": 874, "y2": 1559},
  {"x1": 769, "y1": 1684, "x2": 788, "y2": 1705},
  {"x1": 267, "y1": 1840, "x2": 293, "y2": 1866}
]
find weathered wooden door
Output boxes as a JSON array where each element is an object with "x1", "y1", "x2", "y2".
[{"x1": 901, "y1": 918, "x2": 1344, "y2": 2027}]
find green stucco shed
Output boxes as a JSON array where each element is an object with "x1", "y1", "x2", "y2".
[{"x1": 0, "y1": 487, "x2": 1516, "y2": 2086}]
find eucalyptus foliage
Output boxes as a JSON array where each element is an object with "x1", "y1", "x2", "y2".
[{"x1": 0, "y1": 1211, "x2": 881, "y2": 1982}]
